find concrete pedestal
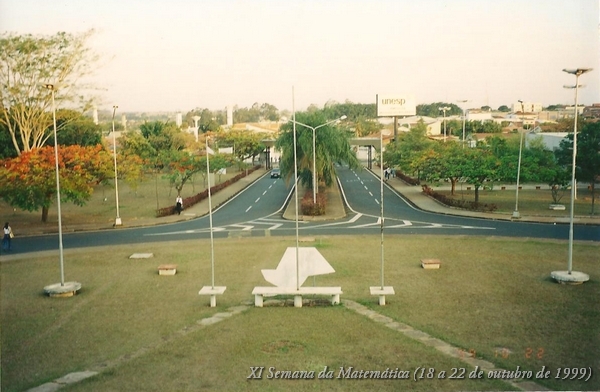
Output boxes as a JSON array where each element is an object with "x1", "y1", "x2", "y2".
[
  {"x1": 44, "y1": 282, "x2": 82, "y2": 298},
  {"x1": 370, "y1": 286, "x2": 395, "y2": 305},
  {"x1": 198, "y1": 286, "x2": 226, "y2": 307},
  {"x1": 550, "y1": 270, "x2": 589, "y2": 285}
]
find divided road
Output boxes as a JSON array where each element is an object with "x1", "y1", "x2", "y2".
[{"x1": 6, "y1": 166, "x2": 599, "y2": 255}]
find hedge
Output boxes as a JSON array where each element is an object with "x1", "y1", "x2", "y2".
[{"x1": 421, "y1": 185, "x2": 497, "y2": 212}]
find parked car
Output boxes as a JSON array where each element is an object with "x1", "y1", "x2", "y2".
[{"x1": 270, "y1": 168, "x2": 281, "y2": 178}]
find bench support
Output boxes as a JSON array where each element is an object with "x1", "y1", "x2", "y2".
[
  {"x1": 198, "y1": 286, "x2": 226, "y2": 307},
  {"x1": 370, "y1": 286, "x2": 395, "y2": 306}
]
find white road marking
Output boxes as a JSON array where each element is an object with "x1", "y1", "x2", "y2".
[
  {"x1": 245, "y1": 206, "x2": 252, "y2": 212},
  {"x1": 255, "y1": 197, "x2": 260, "y2": 203}
]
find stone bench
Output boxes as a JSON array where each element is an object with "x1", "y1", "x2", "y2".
[
  {"x1": 158, "y1": 264, "x2": 177, "y2": 275},
  {"x1": 252, "y1": 286, "x2": 342, "y2": 308},
  {"x1": 421, "y1": 259, "x2": 441, "y2": 269}
]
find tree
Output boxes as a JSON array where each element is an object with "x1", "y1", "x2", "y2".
[
  {"x1": 53, "y1": 109, "x2": 102, "y2": 147},
  {"x1": 419, "y1": 141, "x2": 468, "y2": 195},
  {"x1": 497, "y1": 105, "x2": 510, "y2": 112},
  {"x1": 384, "y1": 120, "x2": 434, "y2": 177},
  {"x1": 218, "y1": 130, "x2": 266, "y2": 166},
  {"x1": 460, "y1": 147, "x2": 499, "y2": 202},
  {"x1": 0, "y1": 31, "x2": 98, "y2": 155},
  {"x1": 556, "y1": 120, "x2": 600, "y2": 214},
  {"x1": 163, "y1": 150, "x2": 231, "y2": 197},
  {"x1": 0, "y1": 145, "x2": 112, "y2": 222},
  {"x1": 276, "y1": 111, "x2": 359, "y2": 190}
]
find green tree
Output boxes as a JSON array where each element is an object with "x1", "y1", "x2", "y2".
[
  {"x1": 276, "y1": 112, "x2": 359, "y2": 190},
  {"x1": 384, "y1": 120, "x2": 434, "y2": 177},
  {"x1": 53, "y1": 109, "x2": 102, "y2": 147},
  {"x1": 218, "y1": 130, "x2": 266, "y2": 166},
  {"x1": 555, "y1": 121, "x2": 600, "y2": 214},
  {"x1": 461, "y1": 147, "x2": 499, "y2": 202},
  {"x1": 497, "y1": 105, "x2": 510, "y2": 112},
  {"x1": 419, "y1": 141, "x2": 467, "y2": 195},
  {"x1": 0, "y1": 30, "x2": 98, "y2": 155}
]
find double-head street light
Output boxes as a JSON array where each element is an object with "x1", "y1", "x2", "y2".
[
  {"x1": 288, "y1": 115, "x2": 347, "y2": 204},
  {"x1": 112, "y1": 106, "x2": 122, "y2": 226},
  {"x1": 438, "y1": 106, "x2": 450, "y2": 142}
]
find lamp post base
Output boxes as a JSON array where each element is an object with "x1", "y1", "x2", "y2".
[
  {"x1": 44, "y1": 282, "x2": 82, "y2": 297},
  {"x1": 511, "y1": 211, "x2": 521, "y2": 219},
  {"x1": 114, "y1": 217, "x2": 122, "y2": 226},
  {"x1": 550, "y1": 270, "x2": 589, "y2": 285}
]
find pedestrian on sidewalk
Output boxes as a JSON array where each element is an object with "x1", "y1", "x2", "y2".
[
  {"x1": 2, "y1": 222, "x2": 13, "y2": 251},
  {"x1": 175, "y1": 196, "x2": 183, "y2": 215}
]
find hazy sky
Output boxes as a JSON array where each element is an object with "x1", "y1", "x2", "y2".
[{"x1": 1, "y1": 0, "x2": 599, "y2": 113}]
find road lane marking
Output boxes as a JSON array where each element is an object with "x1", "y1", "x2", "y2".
[
  {"x1": 245, "y1": 206, "x2": 252, "y2": 212},
  {"x1": 262, "y1": 191, "x2": 267, "y2": 195},
  {"x1": 255, "y1": 197, "x2": 260, "y2": 203}
]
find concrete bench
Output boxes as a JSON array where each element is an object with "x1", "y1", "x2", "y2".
[
  {"x1": 421, "y1": 259, "x2": 441, "y2": 269},
  {"x1": 252, "y1": 286, "x2": 342, "y2": 308},
  {"x1": 158, "y1": 264, "x2": 177, "y2": 275}
]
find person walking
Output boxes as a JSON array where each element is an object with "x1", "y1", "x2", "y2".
[
  {"x1": 2, "y1": 222, "x2": 13, "y2": 251},
  {"x1": 175, "y1": 196, "x2": 183, "y2": 215}
]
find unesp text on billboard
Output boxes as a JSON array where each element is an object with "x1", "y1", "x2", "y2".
[{"x1": 376, "y1": 94, "x2": 416, "y2": 117}]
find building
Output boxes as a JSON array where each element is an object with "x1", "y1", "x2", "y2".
[
  {"x1": 583, "y1": 103, "x2": 600, "y2": 119},
  {"x1": 512, "y1": 102, "x2": 543, "y2": 113}
]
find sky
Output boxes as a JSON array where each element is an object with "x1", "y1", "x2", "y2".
[{"x1": 1, "y1": 0, "x2": 599, "y2": 113}]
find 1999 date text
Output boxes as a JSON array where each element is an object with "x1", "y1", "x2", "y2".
[{"x1": 247, "y1": 366, "x2": 593, "y2": 382}]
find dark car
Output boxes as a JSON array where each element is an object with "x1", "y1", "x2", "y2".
[{"x1": 270, "y1": 168, "x2": 281, "y2": 178}]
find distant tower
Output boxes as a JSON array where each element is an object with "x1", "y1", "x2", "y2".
[
  {"x1": 176, "y1": 111, "x2": 182, "y2": 127},
  {"x1": 227, "y1": 106, "x2": 233, "y2": 127},
  {"x1": 92, "y1": 107, "x2": 98, "y2": 125},
  {"x1": 121, "y1": 114, "x2": 127, "y2": 131},
  {"x1": 192, "y1": 115, "x2": 200, "y2": 142}
]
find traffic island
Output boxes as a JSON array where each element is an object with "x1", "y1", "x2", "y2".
[
  {"x1": 550, "y1": 270, "x2": 589, "y2": 285},
  {"x1": 43, "y1": 282, "x2": 82, "y2": 298}
]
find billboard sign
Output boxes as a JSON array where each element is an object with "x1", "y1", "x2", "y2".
[{"x1": 376, "y1": 94, "x2": 416, "y2": 117}]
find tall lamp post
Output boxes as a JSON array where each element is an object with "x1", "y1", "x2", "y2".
[
  {"x1": 438, "y1": 106, "x2": 450, "y2": 142},
  {"x1": 112, "y1": 106, "x2": 122, "y2": 226},
  {"x1": 42, "y1": 83, "x2": 81, "y2": 297},
  {"x1": 457, "y1": 100, "x2": 468, "y2": 146},
  {"x1": 288, "y1": 115, "x2": 347, "y2": 204},
  {"x1": 198, "y1": 136, "x2": 226, "y2": 306},
  {"x1": 512, "y1": 100, "x2": 526, "y2": 219},
  {"x1": 551, "y1": 68, "x2": 592, "y2": 285}
]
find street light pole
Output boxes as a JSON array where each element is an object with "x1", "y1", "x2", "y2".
[
  {"x1": 438, "y1": 106, "x2": 450, "y2": 142},
  {"x1": 457, "y1": 100, "x2": 468, "y2": 146},
  {"x1": 112, "y1": 106, "x2": 122, "y2": 226},
  {"x1": 289, "y1": 115, "x2": 346, "y2": 204},
  {"x1": 44, "y1": 84, "x2": 65, "y2": 285},
  {"x1": 563, "y1": 68, "x2": 592, "y2": 274},
  {"x1": 512, "y1": 100, "x2": 526, "y2": 219}
]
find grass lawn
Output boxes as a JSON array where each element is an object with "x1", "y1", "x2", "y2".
[
  {"x1": 1, "y1": 235, "x2": 598, "y2": 391},
  {"x1": 433, "y1": 186, "x2": 599, "y2": 216},
  {"x1": 0, "y1": 165, "x2": 248, "y2": 232}
]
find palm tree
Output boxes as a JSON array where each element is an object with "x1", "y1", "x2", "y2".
[{"x1": 276, "y1": 111, "x2": 359, "y2": 190}]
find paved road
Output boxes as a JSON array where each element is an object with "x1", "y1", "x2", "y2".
[{"x1": 4, "y1": 166, "x2": 599, "y2": 256}]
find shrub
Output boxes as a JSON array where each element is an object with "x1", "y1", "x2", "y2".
[
  {"x1": 300, "y1": 189, "x2": 327, "y2": 216},
  {"x1": 396, "y1": 170, "x2": 420, "y2": 186},
  {"x1": 421, "y1": 185, "x2": 497, "y2": 212},
  {"x1": 155, "y1": 165, "x2": 261, "y2": 217}
]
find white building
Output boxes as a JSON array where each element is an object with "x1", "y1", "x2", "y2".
[
  {"x1": 466, "y1": 109, "x2": 493, "y2": 122},
  {"x1": 512, "y1": 102, "x2": 543, "y2": 113}
]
